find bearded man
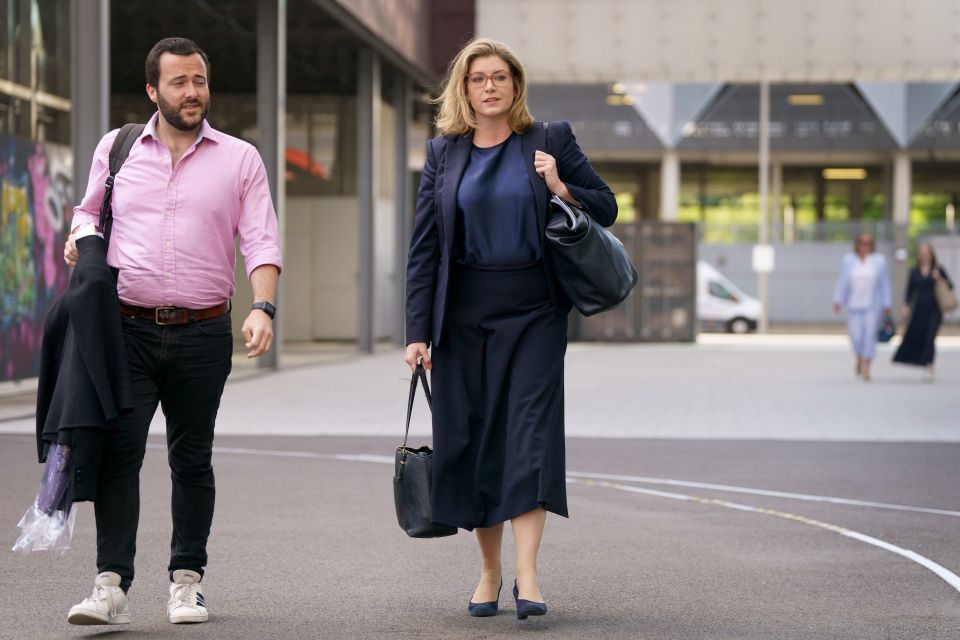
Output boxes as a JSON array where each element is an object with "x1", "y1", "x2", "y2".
[{"x1": 62, "y1": 37, "x2": 282, "y2": 626}]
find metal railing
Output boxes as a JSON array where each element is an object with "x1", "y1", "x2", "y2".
[{"x1": 697, "y1": 222, "x2": 960, "y2": 245}]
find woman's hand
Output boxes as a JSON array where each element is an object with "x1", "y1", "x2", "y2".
[
  {"x1": 404, "y1": 342, "x2": 431, "y2": 372},
  {"x1": 534, "y1": 151, "x2": 578, "y2": 205},
  {"x1": 901, "y1": 304, "x2": 911, "y2": 321},
  {"x1": 832, "y1": 302, "x2": 841, "y2": 316}
]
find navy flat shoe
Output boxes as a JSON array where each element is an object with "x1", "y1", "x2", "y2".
[
  {"x1": 468, "y1": 578, "x2": 502, "y2": 617},
  {"x1": 513, "y1": 580, "x2": 547, "y2": 620}
]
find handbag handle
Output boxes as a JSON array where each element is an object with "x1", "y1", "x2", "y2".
[{"x1": 401, "y1": 363, "x2": 432, "y2": 450}]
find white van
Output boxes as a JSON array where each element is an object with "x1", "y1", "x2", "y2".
[{"x1": 697, "y1": 260, "x2": 761, "y2": 333}]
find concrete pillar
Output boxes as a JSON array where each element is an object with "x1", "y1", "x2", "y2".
[
  {"x1": 393, "y1": 75, "x2": 411, "y2": 347},
  {"x1": 757, "y1": 79, "x2": 770, "y2": 334},
  {"x1": 892, "y1": 152, "x2": 911, "y2": 227},
  {"x1": 70, "y1": 0, "x2": 110, "y2": 204},
  {"x1": 951, "y1": 192, "x2": 959, "y2": 233},
  {"x1": 659, "y1": 151, "x2": 680, "y2": 221},
  {"x1": 357, "y1": 48, "x2": 380, "y2": 353},
  {"x1": 771, "y1": 161, "x2": 782, "y2": 242},
  {"x1": 256, "y1": 0, "x2": 286, "y2": 369},
  {"x1": 891, "y1": 152, "x2": 911, "y2": 319}
]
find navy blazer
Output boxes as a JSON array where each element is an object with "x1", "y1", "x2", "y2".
[{"x1": 405, "y1": 120, "x2": 617, "y2": 347}]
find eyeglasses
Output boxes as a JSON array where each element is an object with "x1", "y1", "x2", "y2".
[{"x1": 466, "y1": 72, "x2": 512, "y2": 89}]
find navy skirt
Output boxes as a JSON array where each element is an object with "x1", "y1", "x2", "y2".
[
  {"x1": 893, "y1": 301, "x2": 942, "y2": 366},
  {"x1": 430, "y1": 262, "x2": 568, "y2": 530}
]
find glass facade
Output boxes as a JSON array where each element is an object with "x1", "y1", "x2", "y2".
[
  {"x1": 677, "y1": 84, "x2": 898, "y2": 153},
  {"x1": 1, "y1": 0, "x2": 71, "y2": 143},
  {"x1": 0, "y1": 0, "x2": 72, "y2": 381},
  {"x1": 529, "y1": 81, "x2": 960, "y2": 244}
]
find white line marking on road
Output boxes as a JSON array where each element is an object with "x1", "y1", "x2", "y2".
[
  {"x1": 566, "y1": 471, "x2": 960, "y2": 518},
  {"x1": 172, "y1": 444, "x2": 960, "y2": 592},
  {"x1": 176, "y1": 444, "x2": 960, "y2": 518},
  {"x1": 153, "y1": 444, "x2": 960, "y2": 596},
  {"x1": 570, "y1": 478, "x2": 960, "y2": 596}
]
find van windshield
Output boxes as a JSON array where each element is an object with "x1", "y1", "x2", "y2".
[{"x1": 708, "y1": 281, "x2": 737, "y2": 301}]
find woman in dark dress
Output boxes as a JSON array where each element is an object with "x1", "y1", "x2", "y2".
[
  {"x1": 403, "y1": 38, "x2": 616, "y2": 619},
  {"x1": 893, "y1": 243, "x2": 954, "y2": 381}
]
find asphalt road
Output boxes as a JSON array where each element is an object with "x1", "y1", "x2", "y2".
[{"x1": 3, "y1": 433, "x2": 959, "y2": 639}]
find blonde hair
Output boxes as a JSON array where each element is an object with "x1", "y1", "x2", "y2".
[
  {"x1": 433, "y1": 38, "x2": 535, "y2": 136},
  {"x1": 854, "y1": 232, "x2": 875, "y2": 253},
  {"x1": 917, "y1": 242, "x2": 938, "y2": 268}
]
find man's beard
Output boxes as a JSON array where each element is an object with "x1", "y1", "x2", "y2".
[{"x1": 157, "y1": 91, "x2": 209, "y2": 132}]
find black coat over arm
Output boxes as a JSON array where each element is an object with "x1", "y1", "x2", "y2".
[
  {"x1": 404, "y1": 120, "x2": 617, "y2": 347},
  {"x1": 36, "y1": 235, "x2": 133, "y2": 501}
]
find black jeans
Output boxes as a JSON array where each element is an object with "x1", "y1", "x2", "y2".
[{"x1": 95, "y1": 311, "x2": 233, "y2": 592}]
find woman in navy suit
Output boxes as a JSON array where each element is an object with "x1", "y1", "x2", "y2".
[{"x1": 403, "y1": 38, "x2": 616, "y2": 619}]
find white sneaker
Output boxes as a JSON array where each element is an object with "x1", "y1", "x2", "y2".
[
  {"x1": 67, "y1": 571, "x2": 130, "y2": 625},
  {"x1": 168, "y1": 569, "x2": 209, "y2": 624}
]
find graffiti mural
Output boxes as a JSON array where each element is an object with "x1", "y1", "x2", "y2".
[{"x1": 0, "y1": 133, "x2": 73, "y2": 381}]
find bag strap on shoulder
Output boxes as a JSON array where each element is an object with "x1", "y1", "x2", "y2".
[
  {"x1": 540, "y1": 120, "x2": 551, "y2": 155},
  {"x1": 401, "y1": 364, "x2": 432, "y2": 450},
  {"x1": 98, "y1": 123, "x2": 145, "y2": 244}
]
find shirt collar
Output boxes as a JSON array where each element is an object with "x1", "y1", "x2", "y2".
[{"x1": 141, "y1": 111, "x2": 220, "y2": 144}]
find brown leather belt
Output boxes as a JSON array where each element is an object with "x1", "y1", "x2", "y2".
[{"x1": 118, "y1": 301, "x2": 230, "y2": 325}]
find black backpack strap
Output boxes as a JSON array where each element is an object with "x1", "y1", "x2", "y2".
[{"x1": 97, "y1": 123, "x2": 145, "y2": 245}]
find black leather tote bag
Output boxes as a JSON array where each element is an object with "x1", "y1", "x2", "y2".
[
  {"x1": 543, "y1": 124, "x2": 638, "y2": 316},
  {"x1": 393, "y1": 365, "x2": 457, "y2": 538}
]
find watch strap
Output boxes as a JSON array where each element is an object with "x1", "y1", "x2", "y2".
[{"x1": 251, "y1": 301, "x2": 276, "y2": 318}]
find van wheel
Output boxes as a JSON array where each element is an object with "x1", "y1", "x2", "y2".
[{"x1": 728, "y1": 317, "x2": 751, "y2": 334}]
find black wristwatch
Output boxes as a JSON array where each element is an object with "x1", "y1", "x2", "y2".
[{"x1": 251, "y1": 301, "x2": 277, "y2": 319}]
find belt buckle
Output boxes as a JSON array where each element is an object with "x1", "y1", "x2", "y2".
[{"x1": 154, "y1": 306, "x2": 177, "y2": 325}]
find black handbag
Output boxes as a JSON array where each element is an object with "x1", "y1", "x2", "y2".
[
  {"x1": 393, "y1": 365, "x2": 457, "y2": 539},
  {"x1": 877, "y1": 311, "x2": 895, "y2": 343},
  {"x1": 542, "y1": 125, "x2": 638, "y2": 316}
]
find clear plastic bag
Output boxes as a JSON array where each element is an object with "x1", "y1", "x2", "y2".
[{"x1": 12, "y1": 444, "x2": 77, "y2": 555}]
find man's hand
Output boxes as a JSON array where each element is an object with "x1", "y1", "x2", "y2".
[
  {"x1": 241, "y1": 309, "x2": 274, "y2": 358},
  {"x1": 404, "y1": 342, "x2": 431, "y2": 372},
  {"x1": 64, "y1": 232, "x2": 79, "y2": 267},
  {"x1": 832, "y1": 302, "x2": 841, "y2": 316},
  {"x1": 64, "y1": 224, "x2": 100, "y2": 266}
]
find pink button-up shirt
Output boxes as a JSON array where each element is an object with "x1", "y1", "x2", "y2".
[{"x1": 72, "y1": 114, "x2": 282, "y2": 309}]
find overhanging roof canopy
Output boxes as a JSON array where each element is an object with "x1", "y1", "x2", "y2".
[{"x1": 478, "y1": 0, "x2": 960, "y2": 83}]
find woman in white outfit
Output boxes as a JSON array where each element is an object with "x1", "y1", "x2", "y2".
[{"x1": 832, "y1": 233, "x2": 892, "y2": 381}]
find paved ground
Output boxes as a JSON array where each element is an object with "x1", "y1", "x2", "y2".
[{"x1": 2, "y1": 338, "x2": 959, "y2": 639}]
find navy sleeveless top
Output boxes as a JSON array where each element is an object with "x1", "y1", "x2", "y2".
[{"x1": 454, "y1": 133, "x2": 540, "y2": 268}]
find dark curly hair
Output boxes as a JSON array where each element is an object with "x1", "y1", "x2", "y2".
[{"x1": 145, "y1": 37, "x2": 210, "y2": 88}]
